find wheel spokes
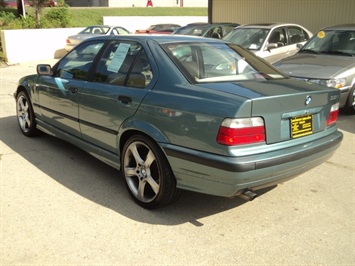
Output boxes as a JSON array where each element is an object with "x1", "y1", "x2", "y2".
[
  {"x1": 17, "y1": 96, "x2": 31, "y2": 132},
  {"x1": 146, "y1": 174, "x2": 160, "y2": 194},
  {"x1": 124, "y1": 141, "x2": 160, "y2": 203}
]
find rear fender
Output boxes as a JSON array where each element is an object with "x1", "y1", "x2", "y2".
[{"x1": 118, "y1": 119, "x2": 170, "y2": 151}]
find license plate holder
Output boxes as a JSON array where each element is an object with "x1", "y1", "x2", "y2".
[{"x1": 290, "y1": 115, "x2": 313, "y2": 138}]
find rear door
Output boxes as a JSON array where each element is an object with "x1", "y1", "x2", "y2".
[{"x1": 78, "y1": 41, "x2": 154, "y2": 152}]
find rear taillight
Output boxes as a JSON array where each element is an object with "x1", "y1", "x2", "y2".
[
  {"x1": 327, "y1": 102, "x2": 339, "y2": 126},
  {"x1": 217, "y1": 117, "x2": 265, "y2": 146},
  {"x1": 66, "y1": 39, "x2": 70, "y2": 44}
]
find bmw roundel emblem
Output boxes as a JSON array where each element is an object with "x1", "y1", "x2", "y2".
[{"x1": 305, "y1": 95, "x2": 312, "y2": 105}]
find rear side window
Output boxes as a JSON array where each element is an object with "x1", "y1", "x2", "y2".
[
  {"x1": 111, "y1": 27, "x2": 130, "y2": 35},
  {"x1": 92, "y1": 41, "x2": 153, "y2": 88},
  {"x1": 289, "y1": 26, "x2": 310, "y2": 44}
]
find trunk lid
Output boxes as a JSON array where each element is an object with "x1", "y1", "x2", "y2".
[{"x1": 199, "y1": 78, "x2": 340, "y2": 144}]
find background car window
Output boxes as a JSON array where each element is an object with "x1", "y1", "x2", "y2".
[
  {"x1": 224, "y1": 28, "x2": 269, "y2": 50},
  {"x1": 268, "y1": 28, "x2": 287, "y2": 47},
  {"x1": 55, "y1": 41, "x2": 104, "y2": 80},
  {"x1": 110, "y1": 27, "x2": 129, "y2": 35},
  {"x1": 93, "y1": 41, "x2": 152, "y2": 88},
  {"x1": 289, "y1": 26, "x2": 309, "y2": 44},
  {"x1": 80, "y1": 26, "x2": 109, "y2": 34},
  {"x1": 330, "y1": 31, "x2": 355, "y2": 52}
]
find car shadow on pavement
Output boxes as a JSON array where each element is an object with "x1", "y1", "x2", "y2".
[{"x1": 1, "y1": 115, "x2": 275, "y2": 226}]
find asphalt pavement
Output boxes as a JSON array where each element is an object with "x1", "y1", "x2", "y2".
[{"x1": 1, "y1": 60, "x2": 354, "y2": 265}]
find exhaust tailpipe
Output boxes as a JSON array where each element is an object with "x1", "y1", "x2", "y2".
[{"x1": 238, "y1": 190, "x2": 258, "y2": 201}]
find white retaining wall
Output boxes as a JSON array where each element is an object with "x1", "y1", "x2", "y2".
[
  {"x1": 1, "y1": 16, "x2": 206, "y2": 64},
  {"x1": 1, "y1": 28, "x2": 83, "y2": 64}
]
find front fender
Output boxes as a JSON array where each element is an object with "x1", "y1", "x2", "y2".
[{"x1": 15, "y1": 74, "x2": 41, "y2": 116}]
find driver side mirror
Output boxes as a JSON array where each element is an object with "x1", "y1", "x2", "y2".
[
  {"x1": 265, "y1": 43, "x2": 278, "y2": 51},
  {"x1": 296, "y1": 43, "x2": 303, "y2": 50},
  {"x1": 37, "y1": 64, "x2": 52, "y2": 75}
]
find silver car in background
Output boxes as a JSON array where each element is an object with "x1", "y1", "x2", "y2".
[
  {"x1": 65, "y1": 25, "x2": 131, "y2": 52},
  {"x1": 223, "y1": 23, "x2": 313, "y2": 64},
  {"x1": 274, "y1": 24, "x2": 355, "y2": 114}
]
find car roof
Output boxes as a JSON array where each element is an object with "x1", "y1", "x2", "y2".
[
  {"x1": 321, "y1": 24, "x2": 355, "y2": 31},
  {"x1": 85, "y1": 25, "x2": 123, "y2": 28},
  {"x1": 236, "y1": 23, "x2": 304, "y2": 29},
  {"x1": 87, "y1": 34, "x2": 223, "y2": 44}
]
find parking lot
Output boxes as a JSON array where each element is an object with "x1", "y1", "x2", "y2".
[{"x1": 1, "y1": 60, "x2": 354, "y2": 265}]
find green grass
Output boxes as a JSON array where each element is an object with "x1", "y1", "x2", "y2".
[
  {"x1": 1, "y1": 7, "x2": 207, "y2": 27},
  {"x1": 68, "y1": 7, "x2": 207, "y2": 26}
]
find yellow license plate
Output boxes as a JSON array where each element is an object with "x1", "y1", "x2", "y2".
[{"x1": 290, "y1": 115, "x2": 313, "y2": 138}]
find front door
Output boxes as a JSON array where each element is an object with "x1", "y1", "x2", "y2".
[{"x1": 37, "y1": 40, "x2": 105, "y2": 137}]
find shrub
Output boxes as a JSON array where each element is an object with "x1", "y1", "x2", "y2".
[
  {"x1": 0, "y1": 10, "x2": 16, "y2": 26},
  {"x1": 44, "y1": 4, "x2": 70, "y2": 28}
]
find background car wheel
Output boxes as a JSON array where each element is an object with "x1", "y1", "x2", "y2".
[
  {"x1": 16, "y1": 90, "x2": 39, "y2": 137},
  {"x1": 344, "y1": 86, "x2": 355, "y2": 114},
  {"x1": 121, "y1": 135, "x2": 181, "y2": 209}
]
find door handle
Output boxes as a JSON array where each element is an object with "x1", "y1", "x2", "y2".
[
  {"x1": 69, "y1": 87, "x2": 78, "y2": 94},
  {"x1": 118, "y1": 95, "x2": 132, "y2": 104}
]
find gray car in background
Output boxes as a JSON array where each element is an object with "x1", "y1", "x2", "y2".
[
  {"x1": 274, "y1": 24, "x2": 355, "y2": 114},
  {"x1": 223, "y1": 23, "x2": 313, "y2": 64}
]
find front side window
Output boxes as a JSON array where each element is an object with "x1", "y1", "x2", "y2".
[
  {"x1": 93, "y1": 41, "x2": 153, "y2": 88},
  {"x1": 55, "y1": 41, "x2": 105, "y2": 80},
  {"x1": 267, "y1": 28, "x2": 287, "y2": 47},
  {"x1": 162, "y1": 42, "x2": 285, "y2": 83}
]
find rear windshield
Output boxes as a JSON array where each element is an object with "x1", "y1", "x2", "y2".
[{"x1": 161, "y1": 42, "x2": 286, "y2": 83}]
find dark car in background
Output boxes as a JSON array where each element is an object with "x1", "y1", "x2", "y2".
[
  {"x1": 174, "y1": 23, "x2": 239, "y2": 39},
  {"x1": 274, "y1": 24, "x2": 355, "y2": 114},
  {"x1": 135, "y1": 24, "x2": 181, "y2": 34},
  {"x1": 223, "y1": 23, "x2": 313, "y2": 63},
  {"x1": 1, "y1": 0, "x2": 29, "y2": 7},
  {"x1": 28, "y1": 0, "x2": 57, "y2": 7},
  {"x1": 45, "y1": 0, "x2": 57, "y2": 7},
  {"x1": 15, "y1": 35, "x2": 342, "y2": 209},
  {"x1": 172, "y1": 22, "x2": 209, "y2": 35}
]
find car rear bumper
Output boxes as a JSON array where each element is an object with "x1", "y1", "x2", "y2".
[{"x1": 163, "y1": 129, "x2": 343, "y2": 197}]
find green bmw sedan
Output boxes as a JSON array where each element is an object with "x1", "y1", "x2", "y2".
[{"x1": 14, "y1": 35, "x2": 343, "y2": 209}]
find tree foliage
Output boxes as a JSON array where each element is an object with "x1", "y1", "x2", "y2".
[{"x1": 27, "y1": 0, "x2": 46, "y2": 27}]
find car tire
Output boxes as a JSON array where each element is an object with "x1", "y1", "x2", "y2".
[
  {"x1": 344, "y1": 86, "x2": 355, "y2": 115},
  {"x1": 121, "y1": 135, "x2": 181, "y2": 209},
  {"x1": 16, "y1": 90, "x2": 39, "y2": 137}
]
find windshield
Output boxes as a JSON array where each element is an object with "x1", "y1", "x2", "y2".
[
  {"x1": 161, "y1": 42, "x2": 285, "y2": 83},
  {"x1": 223, "y1": 28, "x2": 269, "y2": 50},
  {"x1": 301, "y1": 30, "x2": 355, "y2": 56}
]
